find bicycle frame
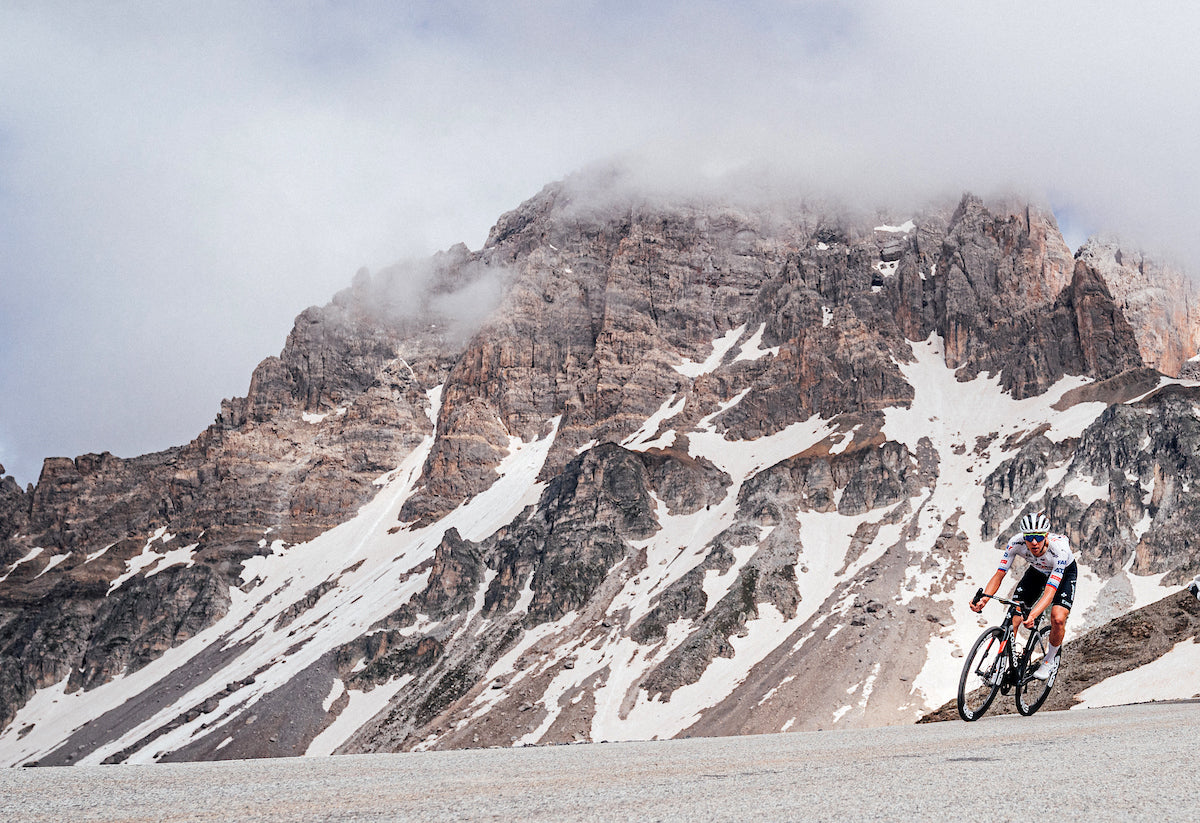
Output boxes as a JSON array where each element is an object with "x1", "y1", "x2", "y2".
[{"x1": 986, "y1": 595, "x2": 1043, "y2": 691}]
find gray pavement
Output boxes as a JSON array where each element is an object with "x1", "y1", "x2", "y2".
[{"x1": 2, "y1": 701, "x2": 1197, "y2": 822}]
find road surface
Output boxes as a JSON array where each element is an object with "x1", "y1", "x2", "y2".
[{"x1": 2, "y1": 701, "x2": 1196, "y2": 821}]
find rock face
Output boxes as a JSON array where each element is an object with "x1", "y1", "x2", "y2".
[
  {"x1": 1077, "y1": 240, "x2": 1200, "y2": 377},
  {"x1": 2, "y1": 170, "x2": 1199, "y2": 765}
]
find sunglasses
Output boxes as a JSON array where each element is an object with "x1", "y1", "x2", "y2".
[{"x1": 1023, "y1": 533, "x2": 1048, "y2": 545}]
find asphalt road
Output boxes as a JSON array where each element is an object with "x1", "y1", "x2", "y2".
[{"x1": 2, "y1": 701, "x2": 1197, "y2": 822}]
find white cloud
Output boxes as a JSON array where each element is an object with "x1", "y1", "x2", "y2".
[{"x1": 1, "y1": 1, "x2": 1198, "y2": 484}]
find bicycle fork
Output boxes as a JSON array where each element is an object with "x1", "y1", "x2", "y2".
[
  {"x1": 995, "y1": 638, "x2": 1011, "y2": 687},
  {"x1": 981, "y1": 636, "x2": 1012, "y2": 687}
]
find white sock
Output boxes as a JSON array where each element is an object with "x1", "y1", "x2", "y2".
[{"x1": 1045, "y1": 643, "x2": 1060, "y2": 662}]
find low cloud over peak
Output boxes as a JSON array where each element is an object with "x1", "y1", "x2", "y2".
[{"x1": 2, "y1": 2, "x2": 1197, "y2": 484}]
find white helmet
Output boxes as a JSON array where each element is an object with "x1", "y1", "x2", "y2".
[{"x1": 1019, "y1": 511, "x2": 1050, "y2": 535}]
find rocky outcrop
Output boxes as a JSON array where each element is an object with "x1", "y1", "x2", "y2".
[
  {"x1": 980, "y1": 435, "x2": 1075, "y2": 541},
  {"x1": 400, "y1": 188, "x2": 819, "y2": 524},
  {"x1": 0, "y1": 471, "x2": 30, "y2": 584},
  {"x1": 742, "y1": 440, "x2": 923, "y2": 519},
  {"x1": 1077, "y1": 240, "x2": 1200, "y2": 377},
  {"x1": 485, "y1": 443, "x2": 721, "y2": 625},
  {"x1": 1056, "y1": 383, "x2": 1200, "y2": 583}
]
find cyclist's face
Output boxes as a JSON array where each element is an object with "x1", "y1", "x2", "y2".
[{"x1": 1024, "y1": 534, "x2": 1048, "y2": 555}]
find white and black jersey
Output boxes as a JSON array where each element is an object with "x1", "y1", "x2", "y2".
[
  {"x1": 999, "y1": 533, "x2": 1075, "y2": 591},
  {"x1": 1000, "y1": 532, "x2": 1078, "y2": 610}
]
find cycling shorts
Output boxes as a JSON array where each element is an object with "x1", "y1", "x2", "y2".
[{"x1": 1014, "y1": 560, "x2": 1077, "y2": 612}]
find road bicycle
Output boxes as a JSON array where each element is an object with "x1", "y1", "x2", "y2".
[{"x1": 956, "y1": 591, "x2": 1057, "y2": 721}]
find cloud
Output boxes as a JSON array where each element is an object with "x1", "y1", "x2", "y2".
[
  {"x1": 1, "y1": 1, "x2": 1198, "y2": 484},
  {"x1": 346, "y1": 252, "x2": 510, "y2": 350}
]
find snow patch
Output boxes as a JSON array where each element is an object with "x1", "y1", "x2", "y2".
[
  {"x1": 302, "y1": 409, "x2": 346, "y2": 424},
  {"x1": 445, "y1": 416, "x2": 562, "y2": 543},
  {"x1": 757, "y1": 674, "x2": 796, "y2": 707},
  {"x1": 305, "y1": 676, "x2": 414, "y2": 757},
  {"x1": 674, "y1": 325, "x2": 745, "y2": 378},
  {"x1": 883, "y1": 334, "x2": 1102, "y2": 456},
  {"x1": 1132, "y1": 510, "x2": 1154, "y2": 542},
  {"x1": 618, "y1": 604, "x2": 792, "y2": 739},
  {"x1": 144, "y1": 544, "x2": 199, "y2": 578},
  {"x1": 689, "y1": 413, "x2": 837, "y2": 482},
  {"x1": 703, "y1": 540, "x2": 762, "y2": 607},
  {"x1": 623, "y1": 395, "x2": 685, "y2": 451},
  {"x1": 1071, "y1": 638, "x2": 1200, "y2": 709},
  {"x1": 1121, "y1": 556, "x2": 1174, "y2": 610},
  {"x1": 424, "y1": 385, "x2": 443, "y2": 426},
  {"x1": 31, "y1": 552, "x2": 70, "y2": 580},
  {"x1": 512, "y1": 569, "x2": 536, "y2": 615},
  {"x1": 1061, "y1": 474, "x2": 1110, "y2": 509},
  {"x1": 732, "y1": 323, "x2": 779, "y2": 363},
  {"x1": 1124, "y1": 376, "x2": 1168, "y2": 405},
  {"x1": 84, "y1": 542, "x2": 117, "y2": 564},
  {"x1": 322, "y1": 678, "x2": 346, "y2": 713},
  {"x1": 107, "y1": 529, "x2": 189, "y2": 594}
]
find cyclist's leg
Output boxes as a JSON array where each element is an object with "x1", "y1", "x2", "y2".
[
  {"x1": 1047, "y1": 561, "x2": 1076, "y2": 648},
  {"x1": 1048, "y1": 605, "x2": 1069, "y2": 647}
]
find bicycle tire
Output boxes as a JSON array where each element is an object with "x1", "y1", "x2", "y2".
[
  {"x1": 957, "y1": 626, "x2": 1005, "y2": 721},
  {"x1": 1015, "y1": 625, "x2": 1055, "y2": 715}
]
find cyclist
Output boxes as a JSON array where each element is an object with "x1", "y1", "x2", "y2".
[{"x1": 970, "y1": 511, "x2": 1077, "y2": 680}]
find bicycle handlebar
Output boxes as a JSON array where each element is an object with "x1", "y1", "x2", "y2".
[{"x1": 972, "y1": 588, "x2": 1030, "y2": 617}]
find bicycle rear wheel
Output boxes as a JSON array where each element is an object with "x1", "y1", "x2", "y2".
[
  {"x1": 958, "y1": 626, "x2": 1004, "y2": 721},
  {"x1": 1016, "y1": 625, "x2": 1055, "y2": 716}
]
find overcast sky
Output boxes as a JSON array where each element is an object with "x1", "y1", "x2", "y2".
[{"x1": 2, "y1": 2, "x2": 1198, "y2": 486}]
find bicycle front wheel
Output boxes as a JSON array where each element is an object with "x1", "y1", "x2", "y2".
[
  {"x1": 1016, "y1": 625, "x2": 1055, "y2": 716},
  {"x1": 958, "y1": 626, "x2": 1004, "y2": 721}
]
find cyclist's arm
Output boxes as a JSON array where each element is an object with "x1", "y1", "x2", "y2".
[
  {"x1": 971, "y1": 569, "x2": 1007, "y2": 612},
  {"x1": 1023, "y1": 584, "x2": 1056, "y2": 627}
]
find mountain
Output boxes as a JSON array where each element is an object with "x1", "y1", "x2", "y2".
[{"x1": 2, "y1": 170, "x2": 1199, "y2": 766}]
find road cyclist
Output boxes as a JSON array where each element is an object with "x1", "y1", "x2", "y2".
[
  {"x1": 971, "y1": 511, "x2": 1078, "y2": 681},
  {"x1": 957, "y1": 512, "x2": 1077, "y2": 720}
]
